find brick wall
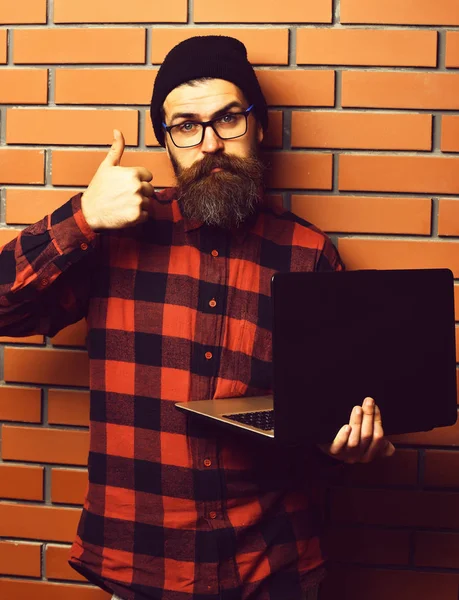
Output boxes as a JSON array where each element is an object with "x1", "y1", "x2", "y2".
[{"x1": 0, "y1": 0, "x2": 458, "y2": 598}]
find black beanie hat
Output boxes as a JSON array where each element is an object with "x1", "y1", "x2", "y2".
[{"x1": 150, "y1": 35, "x2": 269, "y2": 147}]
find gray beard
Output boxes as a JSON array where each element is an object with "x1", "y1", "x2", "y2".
[
  {"x1": 170, "y1": 150, "x2": 265, "y2": 229},
  {"x1": 179, "y1": 172, "x2": 261, "y2": 229}
]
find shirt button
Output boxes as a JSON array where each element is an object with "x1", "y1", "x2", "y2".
[
  {"x1": 80, "y1": 242, "x2": 88, "y2": 250},
  {"x1": 209, "y1": 511, "x2": 217, "y2": 520},
  {"x1": 204, "y1": 458, "x2": 212, "y2": 467},
  {"x1": 205, "y1": 351, "x2": 213, "y2": 360},
  {"x1": 39, "y1": 278, "x2": 49, "y2": 287},
  {"x1": 211, "y1": 249, "x2": 219, "y2": 257},
  {"x1": 208, "y1": 299, "x2": 217, "y2": 308}
]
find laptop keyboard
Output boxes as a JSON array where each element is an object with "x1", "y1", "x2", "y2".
[{"x1": 222, "y1": 410, "x2": 274, "y2": 430}]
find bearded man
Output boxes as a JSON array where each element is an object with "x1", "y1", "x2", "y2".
[{"x1": 0, "y1": 36, "x2": 394, "y2": 600}]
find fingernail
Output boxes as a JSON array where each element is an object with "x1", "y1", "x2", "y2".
[{"x1": 364, "y1": 397, "x2": 374, "y2": 407}]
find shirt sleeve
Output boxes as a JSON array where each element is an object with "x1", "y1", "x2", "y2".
[
  {"x1": 0, "y1": 193, "x2": 98, "y2": 337},
  {"x1": 315, "y1": 235, "x2": 345, "y2": 273}
]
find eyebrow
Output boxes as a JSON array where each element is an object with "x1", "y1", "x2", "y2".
[{"x1": 168, "y1": 101, "x2": 246, "y2": 124}]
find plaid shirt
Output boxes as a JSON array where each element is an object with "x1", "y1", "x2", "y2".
[{"x1": 0, "y1": 189, "x2": 343, "y2": 600}]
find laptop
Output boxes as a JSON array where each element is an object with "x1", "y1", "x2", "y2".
[{"x1": 176, "y1": 269, "x2": 458, "y2": 445}]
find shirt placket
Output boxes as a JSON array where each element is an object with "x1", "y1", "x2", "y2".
[{"x1": 189, "y1": 227, "x2": 230, "y2": 594}]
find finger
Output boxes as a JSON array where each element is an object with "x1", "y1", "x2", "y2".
[
  {"x1": 360, "y1": 397, "x2": 375, "y2": 452},
  {"x1": 347, "y1": 405, "x2": 362, "y2": 449},
  {"x1": 134, "y1": 167, "x2": 153, "y2": 183},
  {"x1": 140, "y1": 181, "x2": 155, "y2": 197},
  {"x1": 103, "y1": 129, "x2": 125, "y2": 167},
  {"x1": 383, "y1": 441, "x2": 396, "y2": 457},
  {"x1": 360, "y1": 404, "x2": 386, "y2": 462},
  {"x1": 140, "y1": 196, "x2": 152, "y2": 213},
  {"x1": 131, "y1": 209, "x2": 149, "y2": 227},
  {"x1": 326, "y1": 424, "x2": 351, "y2": 456}
]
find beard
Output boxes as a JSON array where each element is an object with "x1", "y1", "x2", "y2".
[{"x1": 170, "y1": 150, "x2": 265, "y2": 229}]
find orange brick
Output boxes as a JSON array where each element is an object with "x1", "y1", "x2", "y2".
[
  {"x1": 6, "y1": 108, "x2": 138, "y2": 146},
  {"x1": 4, "y1": 347, "x2": 89, "y2": 387},
  {"x1": 0, "y1": 541, "x2": 41, "y2": 577},
  {"x1": 338, "y1": 239, "x2": 459, "y2": 277},
  {"x1": 326, "y1": 527, "x2": 410, "y2": 565},
  {"x1": 339, "y1": 155, "x2": 459, "y2": 195},
  {"x1": 262, "y1": 111, "x2": 283, "y2": 148},
  {"x1": 297, "y1": 28, "x2": 437, "y2": 67},
  {"x1": 2, "y1": 426, "x2": 89, "y2": 466},
  {"x1": 55, "y1": 69, "x2": 156, "y2": 105},
  {"x1": 256, "y1": 70, "x2": 334, "y2": 107},
  {"x1": 0, "y1": 503, "x2": 80, "y2": 542},
  {"x1": 6, "y1": 188, "x2": 79, "y2": 225},
  {"x1": 342, "y1": 71, "x2": 459, "y2": 110},
  {"x1": 424, "y1": 450, "x2": 459, "y2": 488},
  {"x1": 46, "y1": 545, "x2": 87, "y2": 582},
  {"x1": 152, "y1": 28, "x2": 289, "y2": 65},
  {"x1": 51, "y1": 319, "x2": 87, "y2": 348},
  {"x1": 455, "y1": 285, "x2": 459, "y2": 320},
  {"x1": 0, "y1": 334, "x2": 45, "y2": 344},
  {"x1": 0, "y1": 149, "x2": 44, "y2": 184},
  {"x1": 0, "y1": 30, "x2": 6, "y2": 63},
  {"x1": 415, "y1": 532, "x2": 459, "y2": 569},
  {"x1": 441, "y1": 115, "x2": 459, "y2": 152},
  {"x1": 0, "y1": 385, "x2": 41, "y2": 423},
  {"x1": 0, "y1": 68, "x2": 47, "y2": 103},
  {"x1": 446, "y1": 31, "x2": 459, "y2": 68},
  {"x1": 344, "y1": 449, "x2": 418, "y2": 487},
  {"x1": 331, "y1": 488, "x2": 459, "y2": 528},
  {"x1": 321, "y1": 565, "x2": 459, "y2": 600},
  {"x1": 0, "y1": 464, "x2": 43, "y2": 501},
  {"x1": 292, "y1": 112, "x2": 431, "y2": 151},
  {"x1": 48, "y1": 389, "x2": 90, "y2": 427},
  {"x1": 145, "y1": 110, "x2": 162, "y2": 146},
  {"x1": 439, "y1": 199, "x2": 459, "y2": 236},
  {"x1": 0, "y1": 228, "x2": 23, "y2": 246},
  {"x1": 14, "y1": 28, "x2": 146, "y2": 64},
  {"x1": 341, "y1": 0, "x2": 459, "y2": 25},
  {"x1": 52, "y1": 149, "x2": 175, "y2": 187},
  {"x1": 291, "y1": 195, "x2": 431, "y2": 235},
  {"x1": 54, "y1": 0, "x2": 187, "y2": 23},
  {"x1": 51, "y1": 469, "x2": 88, "y2": 505},
  {"x1": 0, "y1": 579, "x2": 109, "y2": 600},
  {"x1": 194, "y1": 0, "x2": 331, "y2": 23},
  {"x1": 389, "y1": 418, "x2": 459, "y2": 447},
  {"x1": 0, "y1": 0, "x2": 46, "y2": 24},
  {"x1": 265, "y1": 152, "x2": 332, "y2": 190}
]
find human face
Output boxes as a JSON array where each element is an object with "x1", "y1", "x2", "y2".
[
  {"x1": 162, "y1": 79, "x2": 266, "y2": 228},
  {"x1": 162, "y1": 78, "x2": 264, "y2": 170}
]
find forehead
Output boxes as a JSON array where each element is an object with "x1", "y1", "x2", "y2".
[{"x1": 163, "y1": 79, "x2": 247, "y2": 120}]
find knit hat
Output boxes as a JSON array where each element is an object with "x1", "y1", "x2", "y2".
[{"x1": 150, "y1": 35, "x2": 268, "y2": 147}]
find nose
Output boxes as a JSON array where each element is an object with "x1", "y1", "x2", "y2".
[{"x1": 201, "y1": 124, "x2": 224, "y2": 154}]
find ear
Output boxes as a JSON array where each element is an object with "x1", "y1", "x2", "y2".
[{"x1": 257, "y1": 122, "x2": 264, "y2": 144}]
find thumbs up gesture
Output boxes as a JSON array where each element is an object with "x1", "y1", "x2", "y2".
[{"x1": 81, "y1": 130, "x2": 155, "y2": 231}]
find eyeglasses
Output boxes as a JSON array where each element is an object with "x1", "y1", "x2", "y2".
[{"x1": 163, "y1": 104, "x2": 254, "y2": 149}]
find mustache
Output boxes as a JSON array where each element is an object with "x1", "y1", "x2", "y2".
[{"x1": 181, "y1": 153, "x2": 261, "y2": 181}]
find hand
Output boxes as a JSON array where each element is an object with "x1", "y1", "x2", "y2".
[
  {"x1": 81, "y1": 129, "x2": 155, "y2": 231},
  {"x1": 318, "y1": 397, "x2": 395, "y2": 464}
]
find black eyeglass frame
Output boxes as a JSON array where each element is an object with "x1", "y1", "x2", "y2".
[{"x1": 162, "y1": 104, "x2": 255, "y2": 148}]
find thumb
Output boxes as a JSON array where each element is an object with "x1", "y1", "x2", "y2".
[{"x1": 103, "y1": 129, "x2": 125, "y2": 167}]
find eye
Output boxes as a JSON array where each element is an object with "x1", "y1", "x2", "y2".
[
  {"x1": 218, "y1": 113, "x2": 237, "y2": 124},
  {"x1": 178, "y1": 122, "x2": 198, "y2": 133}
]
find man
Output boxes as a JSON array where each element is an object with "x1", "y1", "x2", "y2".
[{"x1": 0, "y1": 36, "x2": 394, "y2": 600}]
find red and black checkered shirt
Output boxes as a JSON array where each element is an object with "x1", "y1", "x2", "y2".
[{"x1": 0, "y1": 189, "x2": 343, "y2": 600}]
